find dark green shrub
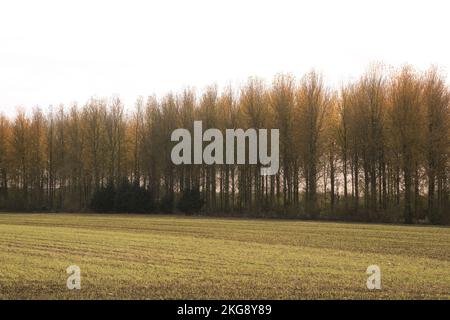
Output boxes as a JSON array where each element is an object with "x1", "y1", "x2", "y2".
[
  {"x1": 177, "y1": 189, "x2": 204, "y2": 215},
  {"x1": 90, "y1": 183, "x2": 116, "y2": 213},
  {"x1": 159, "y1": 192, "x2": 175, "y2": 213},
  {"x1": 90, "y1": 180, "x2": 154, "y2": 213}
]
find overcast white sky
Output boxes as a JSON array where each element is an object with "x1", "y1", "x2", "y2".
[{"x1": 0, "y1": 0, "x2": 449, "y2": 116}]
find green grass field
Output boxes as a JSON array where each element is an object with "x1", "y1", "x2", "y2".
[{"x1": 0, "y1": 213, "x2": 449, "y2": 299}]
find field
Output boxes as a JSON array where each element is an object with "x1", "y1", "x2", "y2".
[{"x1": 0, "y1": 213, "x2": 449, "y2": 299}]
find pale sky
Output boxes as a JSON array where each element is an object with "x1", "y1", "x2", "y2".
[{"x1": 0, "y1": 0, "x2": 449, "y2": 117}]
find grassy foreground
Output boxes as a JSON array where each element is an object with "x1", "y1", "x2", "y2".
[{"x1": 0, "y1": 213, "x2": 449, "y2": 299}]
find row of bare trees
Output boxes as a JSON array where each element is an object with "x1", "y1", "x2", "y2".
[{"x1": 0, "y1": 65, "x2": 448, "y2": 223}]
